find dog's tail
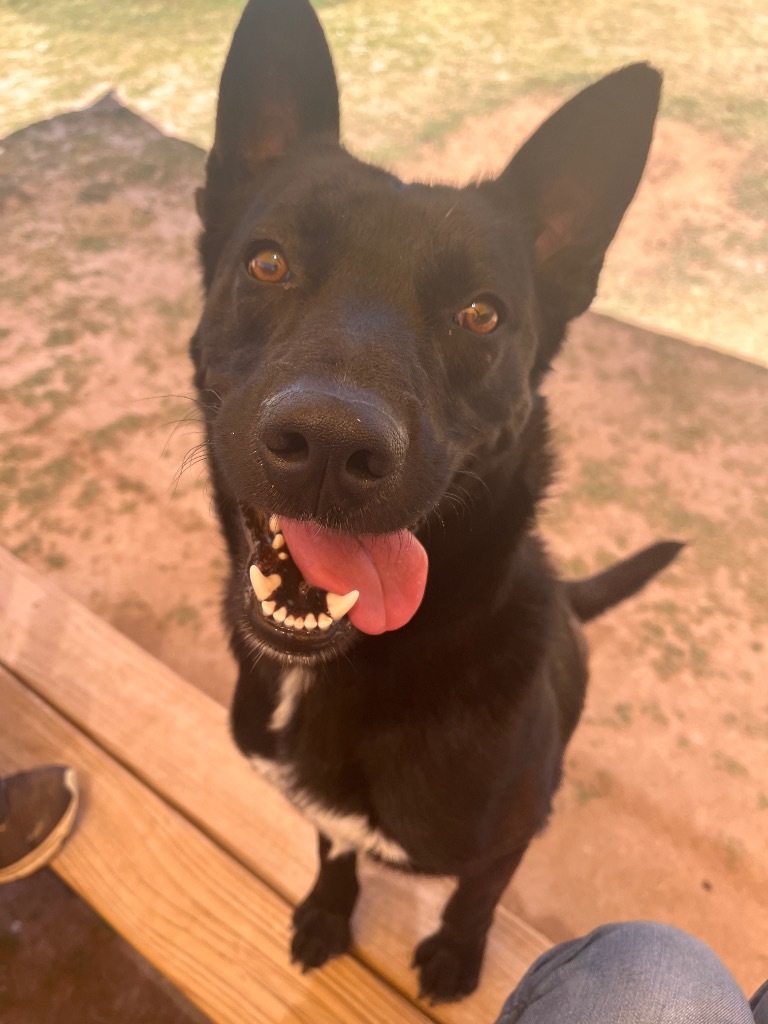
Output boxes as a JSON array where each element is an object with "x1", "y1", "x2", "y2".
[{"x1": 566, "y1": 540, "x2": 685, "y2": 623}]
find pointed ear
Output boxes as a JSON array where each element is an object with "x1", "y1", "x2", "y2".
[
  {"x1": 208, "y1": 0, "x2": 339, "y2": 187},
  {"x1": 483, "y1": 64, "x2": 661, "y2": 321}
]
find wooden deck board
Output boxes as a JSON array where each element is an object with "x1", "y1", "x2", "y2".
[
  {"x1": 0, "y1": 547, "x2": 549, "y2": 1020},
  {"x1": 0, "y1": 665, "x2": 431, "y2": 1024}
]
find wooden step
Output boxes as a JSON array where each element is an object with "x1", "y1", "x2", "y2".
[
  {"x1": 0, "y1": 665, "x2": 430, "y2": 1024},
  {"x1": 0, "y1": 547, "x2": 550, "y2": 1021}
]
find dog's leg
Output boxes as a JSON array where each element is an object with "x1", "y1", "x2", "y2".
[
  {"x1": 291, "y1": 833, "x2": 360, "y2": 972},
  {"x1": 413, "y1": 846, "x2": 526, "y2": 1004}
]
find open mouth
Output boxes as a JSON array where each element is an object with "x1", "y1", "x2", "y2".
[
  {"x1": 241, "y1": 508, "x2": 429, "y2": 654},
  {"x1": 244, "y1": 510, "x2": 359, "y2": 645}
]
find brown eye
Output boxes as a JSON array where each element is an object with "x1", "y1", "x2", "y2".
[
  {"x1": 455, "y1": 299, "x2": 500, "y2": 335},
  {"x1": 247, "y1": 248, "x2": 290, "y2": 283}
]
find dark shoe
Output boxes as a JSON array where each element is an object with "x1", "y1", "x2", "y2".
[{"x1": 0, "y1": 766, "x2": 79, "y2": 883}]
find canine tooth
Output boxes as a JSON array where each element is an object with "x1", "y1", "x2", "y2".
[
  {"x1": 273, "y1": 606, "x2": 287, "y2": 623},
  {"x1": 269, "y1": 514, "x2": 280, "y2": 534},
  {"x1": 293, "y1": 616, "x2": 305, "y2": 630},
  {"x1": 318, "y1": 613, "x2": 333, "y2": 630},
  {"x1": 278, "y1": 552, "x2": 288, "y2": 560},
  {"x1": 249, "y1": 564, "x2": 282, "y2": 601},
  {"x1": 304, "y1": 614, "x2": 317, "y2": 631},
  {"x1": 284, "y1": 615, "x2": 295, "y2": 628},
  {"x1": 271, "y1": 533, "x2": 285, "y2": 549},
  {"x1": 326, "y1": 590, "x2": 359, "y2": 620},
  {"x1": 261, "y1": 600, "x2": 276, "y2": 616}
]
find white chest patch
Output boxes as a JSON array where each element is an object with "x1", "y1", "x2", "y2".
[
  {"x1": 268, "y1": 665, "x2": 309, "y2": 733},
  {"x1": 249, "y1": 667, "x2": 411, "y2": 866}
]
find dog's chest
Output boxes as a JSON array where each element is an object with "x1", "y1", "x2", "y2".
[{"x1": 249, "y1": 667, "x2": 411, "y2": 865}]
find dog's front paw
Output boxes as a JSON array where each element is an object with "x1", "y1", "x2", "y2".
[
  {"x1": 412, "y1": 927, "x2": 485, "y2": 1004},
  {"x1": 291, "y1": 897, "x2": 353, "y2": 973}
]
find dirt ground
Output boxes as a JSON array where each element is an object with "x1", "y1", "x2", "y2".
[
  {"x1": 0, "y1": 871, "x2": 211, "y2": 1024},
  {"x1": 0, "y1": 96, "x2": 766, "y2": 1013}
]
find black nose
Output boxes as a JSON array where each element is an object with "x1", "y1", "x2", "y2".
[{"x1": 258, "y1": 382, "x2": 408, "y2": 511}]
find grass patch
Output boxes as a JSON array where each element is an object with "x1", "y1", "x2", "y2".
[
  {"x1": 577, "y1": 458, "x2": 626, "y2": 506},
  {"x1": 135, "y1": 348, "x2": 160, "y2": 374},
  {"x1": 16, "y1": 366, "x2": 54, "y2": 391},
  {"x1": 573, "y1": 770, "x2": 613, "y2": 806},
  {"x1": 641, "y1": 701, "x2": 669, "y2": 727},
  {"x1": 1, "y1": 442, "x2": 44, "y2": 463},
  {"x1": 12, "y1": 536, "x2": 43, "y2": 560},
  {"x1": 720, "y1": 835, "x2": 744, "y2": 872},
  {"x1": 75, "y1": 477, "x2": 102, "y2": 508},
  {"x1": 76, "y1": 235, "x2": 113, "y2": 253},
  {"x1": 734, "y1": 173, "x2": 768, "y2": 220},
  {"x1": 652, "y1": 641, "x2": 687, "y2": 681},
  {"x1": 89, "y1": 412, "x2": 154, "y2": 451},
  {"x1": 163, "y1": 603, "x2": 202, "y2": 629},
  {"x1": 713, "y1": 751, "x2": 748, "y2": 777},
  {"x1": 614, "y1": 702, "x2": 633, "y2": 727},
  {"x1": 17, "y1": 455, "x2": 80, "y2": 508},
  {"x1": 45, "y1": 327, "x2": 78, "y2": 348},
  {"x1": 45, "y1": 550, "x2": 69, "y2": 570},
  {"x1": 0, "y1": 464, "x2": 19, "y2": 487},
  {"x1": 115, "y1": 474, "x2": 148, "y2": 495},
  {"x1": 77, "y1": 181, "x2": 118, "y2": 204}
]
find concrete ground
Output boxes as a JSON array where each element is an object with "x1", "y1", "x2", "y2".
[{"x1": 0, "y1": 98, "x2": 765, "y2": 1018}]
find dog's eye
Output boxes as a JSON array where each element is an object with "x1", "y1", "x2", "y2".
[
  {"x1": 247, "y1": 247, "x2": 291, "y2": 283},
  {"x1": 455, "y1": 299, "x2": 500, "y2": 335}
]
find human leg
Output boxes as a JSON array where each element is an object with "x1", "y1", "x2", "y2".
[{"x1": 495, "y1": 921, "x2": 755, "y2": 1024}]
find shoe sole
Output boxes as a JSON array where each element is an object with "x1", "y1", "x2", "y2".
[{"x1": 0, "y1": 768, "x2": 80, "y2": 884}]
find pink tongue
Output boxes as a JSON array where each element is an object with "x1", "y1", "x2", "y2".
[{"x1": 279, "y1": 518, "x2": 428, "y2": 635}]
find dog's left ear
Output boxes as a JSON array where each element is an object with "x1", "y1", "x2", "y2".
[{"x1": 483, "y1": 64, "x2": 661, "y2": 322}]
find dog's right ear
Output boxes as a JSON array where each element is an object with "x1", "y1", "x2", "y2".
[{"x1": 202, "y1": 0, "x2": 339, "y2": 202}]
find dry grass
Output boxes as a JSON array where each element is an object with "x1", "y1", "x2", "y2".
[{"x1": 1, "y1": 0, "x2": 766, "y2": 359}]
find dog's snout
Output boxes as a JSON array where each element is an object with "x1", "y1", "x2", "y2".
[{"x1": 258, "y1": 382, "x2": 408, "y2": 511}]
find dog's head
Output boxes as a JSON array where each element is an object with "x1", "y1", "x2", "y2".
[{"x1": 192, "y1": 0, "x2": 660, "y2": 663}]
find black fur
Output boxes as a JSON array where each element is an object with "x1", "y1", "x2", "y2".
[{"x1": 191, "y1": 0, "x2": 679, "y2": 1003}]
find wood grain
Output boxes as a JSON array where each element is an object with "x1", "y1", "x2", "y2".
[
  {"x1": 0, "y1": 547, "x2": 550, "y2": 1020},
  {"x1": 0, "y1": 666, "x2": 433, "y2": 1024}
]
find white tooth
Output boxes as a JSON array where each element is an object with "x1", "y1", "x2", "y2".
[
  {"x1": 318, "y1": 613, "x2": 333, "y2": 631},
  {"x1": 293, "y1": 616, "x2": 305, "y2": 630},
  {"x1": 284, "y1": 615, "x2": 295, "y2": 628},
  {"x1": 271, "y1": 533, "x2": 285, "y2": 550},
  {"x1": 278, "y1": 552, "x2": 288, "y2": 560},
  {"x1": 261, "y1": 600, "x2": 276, "y2": 616},
  {"x1": 326, "y1": 590, "x2": 359, "y2": 620},
  {"x1": 304, "y1": 614, "x2": 317, "y2": 631},
  {"x1": 273, "y1": 606, "x2": 287, "y2": 623},
  {"x1": 269, "y1": 514, "x2": 280, "y2": 534},
  {"x1": 249, "y1": 564, "x2": 282, "y2": 601}
]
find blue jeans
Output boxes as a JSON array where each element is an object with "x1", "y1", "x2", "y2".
[{"x1": 495, "y1": 922, "x2": 768, "y2": 1024}]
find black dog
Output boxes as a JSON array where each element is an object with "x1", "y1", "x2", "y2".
[{"x1": 191, "y1": 0, "x2": 681, "y2": 1003}]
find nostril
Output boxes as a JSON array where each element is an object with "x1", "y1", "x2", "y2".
[
  {"x1": 346, "y1": 448, "x2": 377, "y2": 482},
  {"x1": 265, "y1": 430, "x2": 309, "y2": 464},
  {"x1": 345, "y1": 447, "x2": 395, "y2": 482}
]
